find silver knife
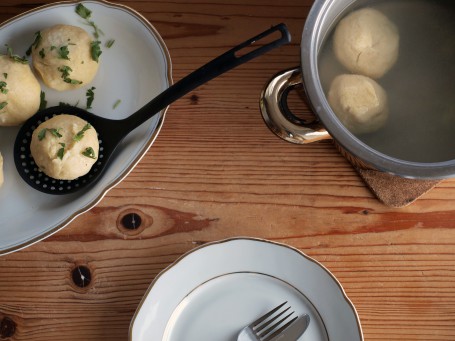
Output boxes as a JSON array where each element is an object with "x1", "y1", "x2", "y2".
[{"x1": 270, "y1": 314, "x2": 310, "y2": 341}]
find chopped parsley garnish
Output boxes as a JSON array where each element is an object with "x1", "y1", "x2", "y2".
[
  {"x1": 0, "y1": 81, "x2": 8, "y2": 94},
  {"x1": 49, "y1": 128, "x2": 62, "y2": 138},
  {"x1": 90, "y1": 40, "x2": 102, "y2": 62},
  {"x1": 76, "y1": 4, "x2": 92, "y2": 19},
  {"x1": 39, "y1": 48, "x2": 45, "y2": 58},
  {"x1": 26, "y1": 31, "x2": 42, "y2": 56},
  {"x1": 58, "y1": 65, "x2": 71, "y2": 78},
  {"x1": 0, "y1": 76, "x2": 9, "y2": 109},
  {"x1": 58, "y1": 65, "x2": 72, "y2": 79},
  {"x1": 39, "y1": 91, "x2": 47, "y2": 110},
  {"x1": 106, "y1": 39, "x2": 115, "y2": 48},
  {"x1": 59, "y1": 100, "x2": 79, "y2": 107},
  {"x1": 58, "y1": 65, "x2": 82, "y2": 85},
  {"x1": 113, "y1": 99, "x2": 121, "y2": 109},
  {"x1": 37, "y1": 129, "x2": 46, "y2": 141},
  {"x1": 5, "y1": 44, "x2": 28, "y2": 64},
  {"x1": 76, "y1": 4, "x2": 103, "y2": 39},
  {"x1": 38, "y1": 128, "x2": 62, "y2": 141},
  {"x1": 57, "y1": 143, "x2": 66, "y2": 160},
  {"x1": 3, "y1": 73, "x2": 7, "y2": 79},
  {"x1": 73, "y1": 123, "x2": 92, "y2": 141},
  {"x1": 86, "y1": 20, "x2": 103, "y2": 39},
  {"x1": 82, "y1": 147, "x2": 96, "y2": 159},
  {"x1": 57, "y1": 45, "x2": 71, "y2": 60},
  {"x1": 86, "y1": 87, "x2": 95, "y2": 109}
]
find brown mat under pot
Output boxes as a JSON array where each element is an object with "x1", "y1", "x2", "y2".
[{"x1": 355, "y1": 168, "x2": 441, "y2": 208}]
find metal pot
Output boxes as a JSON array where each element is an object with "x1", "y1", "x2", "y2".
[{"x1": 260, "y1": 0, "x2": 455, "y2": 179}]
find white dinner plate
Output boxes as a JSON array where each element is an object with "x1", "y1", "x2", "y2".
[
  {"x1": 0, "y1": 1, "x2": 171, "y2": 255},
  {"x1": 129, "y1": 238, "x2": 363, "y2": 341}
]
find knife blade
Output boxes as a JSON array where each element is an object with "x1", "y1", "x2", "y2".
[{"x1": 270, "y1": 314, "x2": 310, "y2": 341}]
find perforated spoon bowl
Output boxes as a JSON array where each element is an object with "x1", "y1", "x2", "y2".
[{"x1": 14, "y1": 24, "x2": 290, "y2": 195}]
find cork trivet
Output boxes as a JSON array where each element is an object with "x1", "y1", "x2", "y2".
[{"x1": 356, "y1": 168, "x2": 441, "y2": 208}]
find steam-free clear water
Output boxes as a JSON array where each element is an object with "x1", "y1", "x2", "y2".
[{"x1": 318, "y1": 0, "x2": 455, "y2": 163}]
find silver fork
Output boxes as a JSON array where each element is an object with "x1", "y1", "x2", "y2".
[{"x1": 237, "y1": 302, "x2": 307, "y2": 341}]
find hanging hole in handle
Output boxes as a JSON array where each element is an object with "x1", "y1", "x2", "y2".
[
  {"x1": 280, "y1": 82, "x2": 319, "y2": 126},
  {"x1": 260, "y1": 67, "x2": 331, "y2": 144},
  {"x1": 234, "y1": 29, "x2": 286, "y2": 58}
]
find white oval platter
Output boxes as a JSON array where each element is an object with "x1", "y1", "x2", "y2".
[{"x1": 0, "y1": 0, "x2": 172, "y2": 255}]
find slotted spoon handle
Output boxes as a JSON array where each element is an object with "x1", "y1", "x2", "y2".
[{"x1": 118, "y1": 23, "x2": 291, "y2": 133}]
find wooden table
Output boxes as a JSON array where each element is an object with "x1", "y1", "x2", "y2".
[{"x1": 1, "y1": 0, "x2": 455, "y2": 340}]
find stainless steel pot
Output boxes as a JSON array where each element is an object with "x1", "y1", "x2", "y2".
[{"x1": 260, "y1": 0, "x2": 455, "y2": 180}]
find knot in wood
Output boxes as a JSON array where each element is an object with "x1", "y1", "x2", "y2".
[
  {"x1": 71, "y1": 265, "x2": 92, "y2": 288},
  {"x1": 121, "y1": 212, "x2": 142, "y2": 230},
  {"x1": 0, "y1": 317, "x2": 16, "y2": 338},
  {"x1": 117, "y1": 209, "x2": 149, "y2": 236}
]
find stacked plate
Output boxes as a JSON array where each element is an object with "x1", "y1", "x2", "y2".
[{"x1": 130, "y1": 238, "x2": 363, "y2": 340}]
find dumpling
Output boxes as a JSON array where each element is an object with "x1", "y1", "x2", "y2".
[
  {"x1": 0, "y1": 55, "x2": 40, "y2": 126},
  {"x1": 31, "y1": 24, "x2": 100, "y2": 91},
  {"x1": 333, "y1": 8, "x2": 399, "y2": 79},
  {"x1": 30, "y1": 114, "x2": 99, "y2": 180},
  {"x1": 328, "y1": 74, "x2": 389, "y2": 134}
]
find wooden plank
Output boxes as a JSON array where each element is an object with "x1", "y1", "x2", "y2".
[{"x1": 1, "y1": 0, "x2": 455, "y2": 340}]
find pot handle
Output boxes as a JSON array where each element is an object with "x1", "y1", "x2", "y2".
[{"x1": 260, "y1": 67, "x2": 331, "y2": 144}]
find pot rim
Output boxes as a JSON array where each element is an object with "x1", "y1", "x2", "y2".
[{"x1": 300, "y1": 0, "x2": 455, "y2": 180}]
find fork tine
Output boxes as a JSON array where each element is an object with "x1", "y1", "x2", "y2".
[
  {"x1": 251, "y1": 302, "x2": 298, "y2": 341},
  {"x1": 262, "y1": 315, "x2": 298, "y2": 341},
  {"x1": 259, "y1": 311, "x2": 297, "y2": 337},
  {"x1": 249, "y1": 301, "x2": 288, "y2": 328},
  {"x1": 255, "y1": 308, "x2": 291, "y2": 334}
]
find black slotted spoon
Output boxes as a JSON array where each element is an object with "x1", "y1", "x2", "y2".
[{"x1": 14, "y1": 24, "x2": 291, "y2": 195}]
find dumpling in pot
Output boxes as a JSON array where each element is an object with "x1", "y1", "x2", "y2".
[
  {"x1": 30, "y1": 114, "x2": 99, "y2": 180},
  {"x1": 31, "y1": 24, "x2": 100, "y2": 91},
  {"x1": 333, "y1": 8, "x2": 399, "y2": 79},
  {"x1": 0, "y1": 55, "x2": 41, "y2": 126},
  {"x1": 328, "y1": 74, "x2": 388, "y2": 134}
]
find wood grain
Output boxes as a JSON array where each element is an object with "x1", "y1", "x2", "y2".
[{"x1": 1, "y1": 0, "x2": 455, "y2": 340}]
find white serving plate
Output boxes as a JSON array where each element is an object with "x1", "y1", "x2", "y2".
[
  {"x1": 130, "y1": 238, "x2": 363, "y2": 341},
  {"x1": 0, "y1": 0, "x2": 172, "y2": 255}
]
